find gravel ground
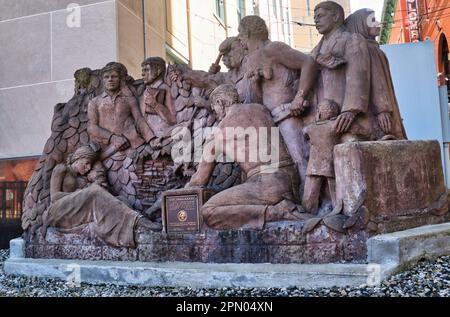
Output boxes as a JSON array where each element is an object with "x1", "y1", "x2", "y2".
[{"x1": 1, "y1": 249, "x2": 450, "y2": 297}]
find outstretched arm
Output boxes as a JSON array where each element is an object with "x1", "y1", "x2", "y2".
[
  {"x1": 183, "y1": 69, "x2": 224, "y2": 91},
  {"x1": 265, "y1": 42, "x2": 318, "y2": 116},
  {"x1": 187, "y1": 135, "x2": 216, "y2": 187},
  {"x1": 146, "y1": 86, "x2": 177, "y2": 125},
  {"x1": 50, "y1": 164, "x2": 70, "y2": 202}
]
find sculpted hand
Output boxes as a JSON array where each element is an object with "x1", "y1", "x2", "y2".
[
  {"x1": 290, "y1": 95, "x2": 309, "y2": 117},
  {"x1": 335, "y1": 112, "x2": 356, "y2": 133},
  {"x1": 193, "y1": 96, "x2": 208, "y2": 108},
  {"x1": 168, "y1": 68, "x2": 182, "y2": 83},
  {"x1": 150, "y1": 137, "x2": 163, "y2": 150},
  {"x1": 111, "y1": 135, "x2": 130, "y2": 151},
  {"x1": 377, "y1": 112, "x2": 392, "y2": 134},
  {"x1": 208, "y1": 63, "x2": 221, "y2": 74}
]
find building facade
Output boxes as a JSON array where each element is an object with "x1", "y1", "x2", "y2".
[
  {"x1": 290, "y1": 0, "x2": 350, "y2": 52},
  {"x1": 381, "y1": 0, "x2": 450, "y2": 88}
]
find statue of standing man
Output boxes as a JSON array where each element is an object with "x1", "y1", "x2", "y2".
[
  {"x1": 87, "y1": 62, "x2": 155, "y2": 208},
  {"x1": 308, "y1": 1, "x2": 372, "y2": 141},
  {"x1": 237, "y1": 16, "x2": 318, "y2": 198}
]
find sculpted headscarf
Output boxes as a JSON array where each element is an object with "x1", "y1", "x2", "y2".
[
  {"x1": 344, "y1": 8, "x2": 407, "y2": 140},
  {"x1": 344, "y1": 8, "x2": 373, "y2": 41},
  {"x1": 68, "y1": 143, "x2": 100, "y2": 164}
]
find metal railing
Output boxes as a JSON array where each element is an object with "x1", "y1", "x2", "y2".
[{"x1": 0, "y1": 181, "x2": 27, "y2": 223}]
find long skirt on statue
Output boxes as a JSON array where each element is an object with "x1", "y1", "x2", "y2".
[{"x1": 46, "y1": 184, "x2": 140, "y2": 248}]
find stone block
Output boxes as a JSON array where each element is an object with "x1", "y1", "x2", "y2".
[
  {"x1": 305, "y1": 243, "x2": 342, "y2": 264},
  {"x1": 367, "y1": 223, "x2": 450, "y2": 266},
  {"x1": 334, "y1": 140, "x2": 448, "y2": 233},
  {"x1": 44, "y1": 228, "x2": 105, "y2": 246},
  {"x1": 55, "y1": 245, "x2": 103, "y2": 261},
  {"x1": 33, "y1": 245, "x2": 58, "y2": 259},
  {"x1": 138, "y1": 243, "x2": 168, "y2": 262},
  {"x1": 267, "y1": 246, "x2": 306, "y2": 264},
  {"x1": 342, "y1": 231, "x2": 369, "y2": 263},
  {"x1": 102, "y1": 246, "x2": 138, "y2": 261},
  {"x1": 4, "y1": 258, "x2": 374, "y2": 289},
  {"x1": 306, "y1": 224, "x2": 345, "y2": 244},
  {"x1": 9, "y1": 238, "x2": 25, "y2": 259}
]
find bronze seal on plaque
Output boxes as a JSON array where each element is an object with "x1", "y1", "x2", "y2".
[{"x1": 177, "y1": 210, "x2": 188, "y2": 222}]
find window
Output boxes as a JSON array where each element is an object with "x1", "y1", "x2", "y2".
[
  {"x1": 166, "y1": 0, "x2": 189, "y2": 61},
  {"x1": 237, "y1": 0, "x2": 245, "y2": 21},
  {"x1": 215, "y1": 0, "x2": 225, "y2": 21},
  {"x1": 0, "y1": 182, "x2": 27, "y2": 221},
  {"x1": 253, "y1": 0, "x2": 260, "y2": 16},
  {"x1": 272, "y1": 0, "x2": 278, "y2": 18}
]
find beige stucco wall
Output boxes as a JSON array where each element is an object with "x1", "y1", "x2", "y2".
[
  {"x1": 0, "y1": 0, "x2": 117, "y2": 159},
  {"x1": 291, "y1": 0, "x2": 350, "y2": 52}
]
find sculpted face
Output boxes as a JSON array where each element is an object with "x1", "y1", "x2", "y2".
[
  {"x1": 238, "y1": 26, "x2": 249, "y2": 50},
  {"x1": 314, "y1": 7, "x2": 339, "y2": 35},
  {"x1": 222, "y1": 41, "x2": 245, "y2": 71},
  {"x1": 72, "y1": 157, "x2": 92, "y2": 176},
  {"x1": 103, "y1": 70, "x2": 121, "y2": 93},
  {"x1": 212, "y1": 96, "x2": 227, "y2": 121},
  {"x1": 142, "y1": 64, "x2": 161, "y2": 85},
  {"x1": 222, "y1": 54, "x2": 232, "y2": 70},
  {"x1": 229, "y1": 40, "x2": 245, "y2": 69},
  {"x1": 367, "y1": 12, "x2": 381, "y2": 38}
]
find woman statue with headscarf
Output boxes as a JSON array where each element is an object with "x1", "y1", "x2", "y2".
[
  {"x1": 345, "y1": 8, "x2": 407, "y2": 140},
  {"x1": 42, "y1": 143, "x2": 160, "y2": 248}
]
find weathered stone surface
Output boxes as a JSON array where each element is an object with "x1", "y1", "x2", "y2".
[
  {"x1": 4, "y1": 257, "x2": 373, "y2": 289},
  {"x1": 335, "y1": 140, "x2": 449, "y2": 234},
  {"x1": 9, "y1": 238, "x2": 25, "y2": 259},
  {"x1": 367, "y1": 222, "x2": 450, "y2": 267},
  {"x1": 102, "y1": 246, "x2": 138, "y2": 261}
]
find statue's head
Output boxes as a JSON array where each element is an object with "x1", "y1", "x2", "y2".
[
  {"x1": 314, "y1": 1, "x2": 345, "y2": 35},
  {"x1": 141, "y1": 57, "x2": 166, "y2": 85},
  {"x1": 210, "y1": 84, "x2": 239, "y2": 120},
  {"x1": 238, "y1": 16, "x2": 269, "y2": 49},
  {"x1": 68, "y1": 142, "x2": 100, "y2": 176},
  {"x1": 317, "y1": 99, "x2": 340, "y2": 122},
  {"x1": 345, "y1": 8, "x2": 380, "y2": 40},
  {"x1": 101, "y1": 62, "x2": 128, "y2": 93},
  {"x1": 219, "y1": 37, "x2": 246, "y2": 71}
]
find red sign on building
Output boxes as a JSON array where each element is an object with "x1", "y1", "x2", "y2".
[{"x1": 406, "y1": 0, "x2": 420, "y2": 42}]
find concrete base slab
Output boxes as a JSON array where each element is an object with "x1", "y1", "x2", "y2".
[
  {"x1": 5, "y1": 222, "x2": 450, "y2": 289},
  {"x1": 4, "y1": 258, "x2": 379, "y2": 289},
  {"x1": 367, "y1": 222, "x2": 450, "y2": 273}
]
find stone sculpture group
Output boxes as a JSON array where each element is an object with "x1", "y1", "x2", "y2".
[{"x1": 20, "y1": 2, "x2": 450, "y2": 264}]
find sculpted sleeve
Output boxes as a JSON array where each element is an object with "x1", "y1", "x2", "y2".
[
  {"x1": 342, "y1": 34, "x2": 370, "y2": 114},
  {"x1": 369, "y1": 49, "x2": 393, "y2": 115}
]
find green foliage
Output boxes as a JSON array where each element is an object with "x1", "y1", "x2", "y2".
[{"x1": 380, "y1": 0, "x2": 398, "y2": 44}]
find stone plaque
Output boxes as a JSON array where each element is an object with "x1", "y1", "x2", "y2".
[{"x1": 162, "y1": 188, "x2": 215, "y2": 233}]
